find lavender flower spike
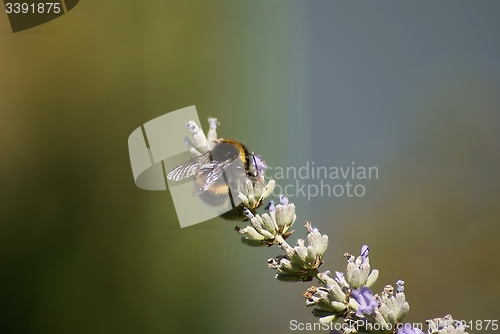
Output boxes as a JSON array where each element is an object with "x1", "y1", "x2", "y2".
[{"x1": 351, "y1": 287, "x2": 378, "y2": 316}]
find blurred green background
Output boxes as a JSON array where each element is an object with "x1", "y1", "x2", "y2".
[{"x1": 0, "y1": 1, "x2": 499, "y2": 333}]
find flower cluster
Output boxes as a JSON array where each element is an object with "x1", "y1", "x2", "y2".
[
  {"x1": 238, "y1": 176, "x2": 276, "y2": 212},
  {"x1": 267, "y1": 221, "x2": 328, "y2": 281},
  {"x1": 375, "y1": 283, "x2": 410, "y2": 329},
  {"x1": 237, "y1": 194, "x2": 296, "y2": 246},
  {"x1": 426, "y1": 315, "x2": 469, "y2": 334},
  {"x1": 303, "y1": 250, "x2": 463, "y2": 334},
  {"x1": 344, "y1": 245, "x2": 379, "y2": 289},
  {"x1": 302, "y1": 246, "x2": 385, "y2": 327},
  {"x1": 393, "y1": 315, "x2": 469, "y2": 334}
]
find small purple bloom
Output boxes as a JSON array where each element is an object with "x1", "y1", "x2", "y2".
[
  {"x1": 252, "y1": 154, "x2": 267, "y2": 176},
  {"x1": 242, "y1": 208, "x2": 254, "y2": 219},
  {"x1": 351, "y1": 287, "x2": 378, "y2": 316},
  {"x1": 265, "y1": 200, "x2": 276, "y2": 212},
  {"x1": 208, "y1": 117, "x2": 219, "y2": 130},
  {"x1": 186, "y1": 121, "x2": 199, "y2": 134},
  {"x1": 397, "y1": 326, "x2": 425, "y2": 334},
  {"x1": 396, "y1": 280, "x2": 405, "y2": 293},
  {"x1": 279, "y1": 194, "x2": 289, "y2": 205}
]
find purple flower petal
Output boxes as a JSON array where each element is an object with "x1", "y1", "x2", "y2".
[
  {"x1": 252, "y1": 154, "x2": 267, "y2": 176},
  {"x1": 265, "y1": 200, "x2": 276, "y2": 212},
  {"x1": 335, "y1": 271, "x2": 348, "y2": 287},
  {"x1": 279, "y1": 194, "x2": 289, "y2": 205},
  {"x1": 208, "y1": 117, "x2": 219, "y2": 130},
  {"x1": 351, "y1": 287, "x2": 378, "y2": 316}
]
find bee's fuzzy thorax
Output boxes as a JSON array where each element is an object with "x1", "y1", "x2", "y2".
[{"x1": 217, "y1": 139, "x2": 250, "y2": 172}]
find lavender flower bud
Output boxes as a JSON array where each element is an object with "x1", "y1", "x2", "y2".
[
  {"x1": 186, "y1": 120, "x2": 209, "y2": 153},
  {"x1": 207, "y1": 117, "x2": 219, "y2": 143},
  {"x1": 335, "y1": 271, "x2": 349, "y2": 289},
  {"x1": 396, "y1": 280, "x2": 405, "y2": 293}
]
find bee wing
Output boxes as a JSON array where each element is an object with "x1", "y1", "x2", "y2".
[
  {"x1": 167, "y1": 152, "x2": 212, "y2": 181},
  {"x1": 196, "y1": 158, "x2": 235, "y2": 195}
]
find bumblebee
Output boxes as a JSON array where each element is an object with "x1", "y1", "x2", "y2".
[{"x1": 167, "y1": 139, "x2": 255, "y2": 220}]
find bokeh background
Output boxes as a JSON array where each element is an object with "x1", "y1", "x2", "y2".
[{"x1": 1, "y1": 1, "x2": 499, "y2": 333}]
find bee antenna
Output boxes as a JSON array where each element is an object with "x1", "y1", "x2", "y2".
[{"x1": 251, "y1": 153, "x2": 258, "y2": 176}]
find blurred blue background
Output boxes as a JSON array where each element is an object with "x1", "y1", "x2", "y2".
[{"x1": 0, "y1": 1, "x2": 499, "y2": 333}]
